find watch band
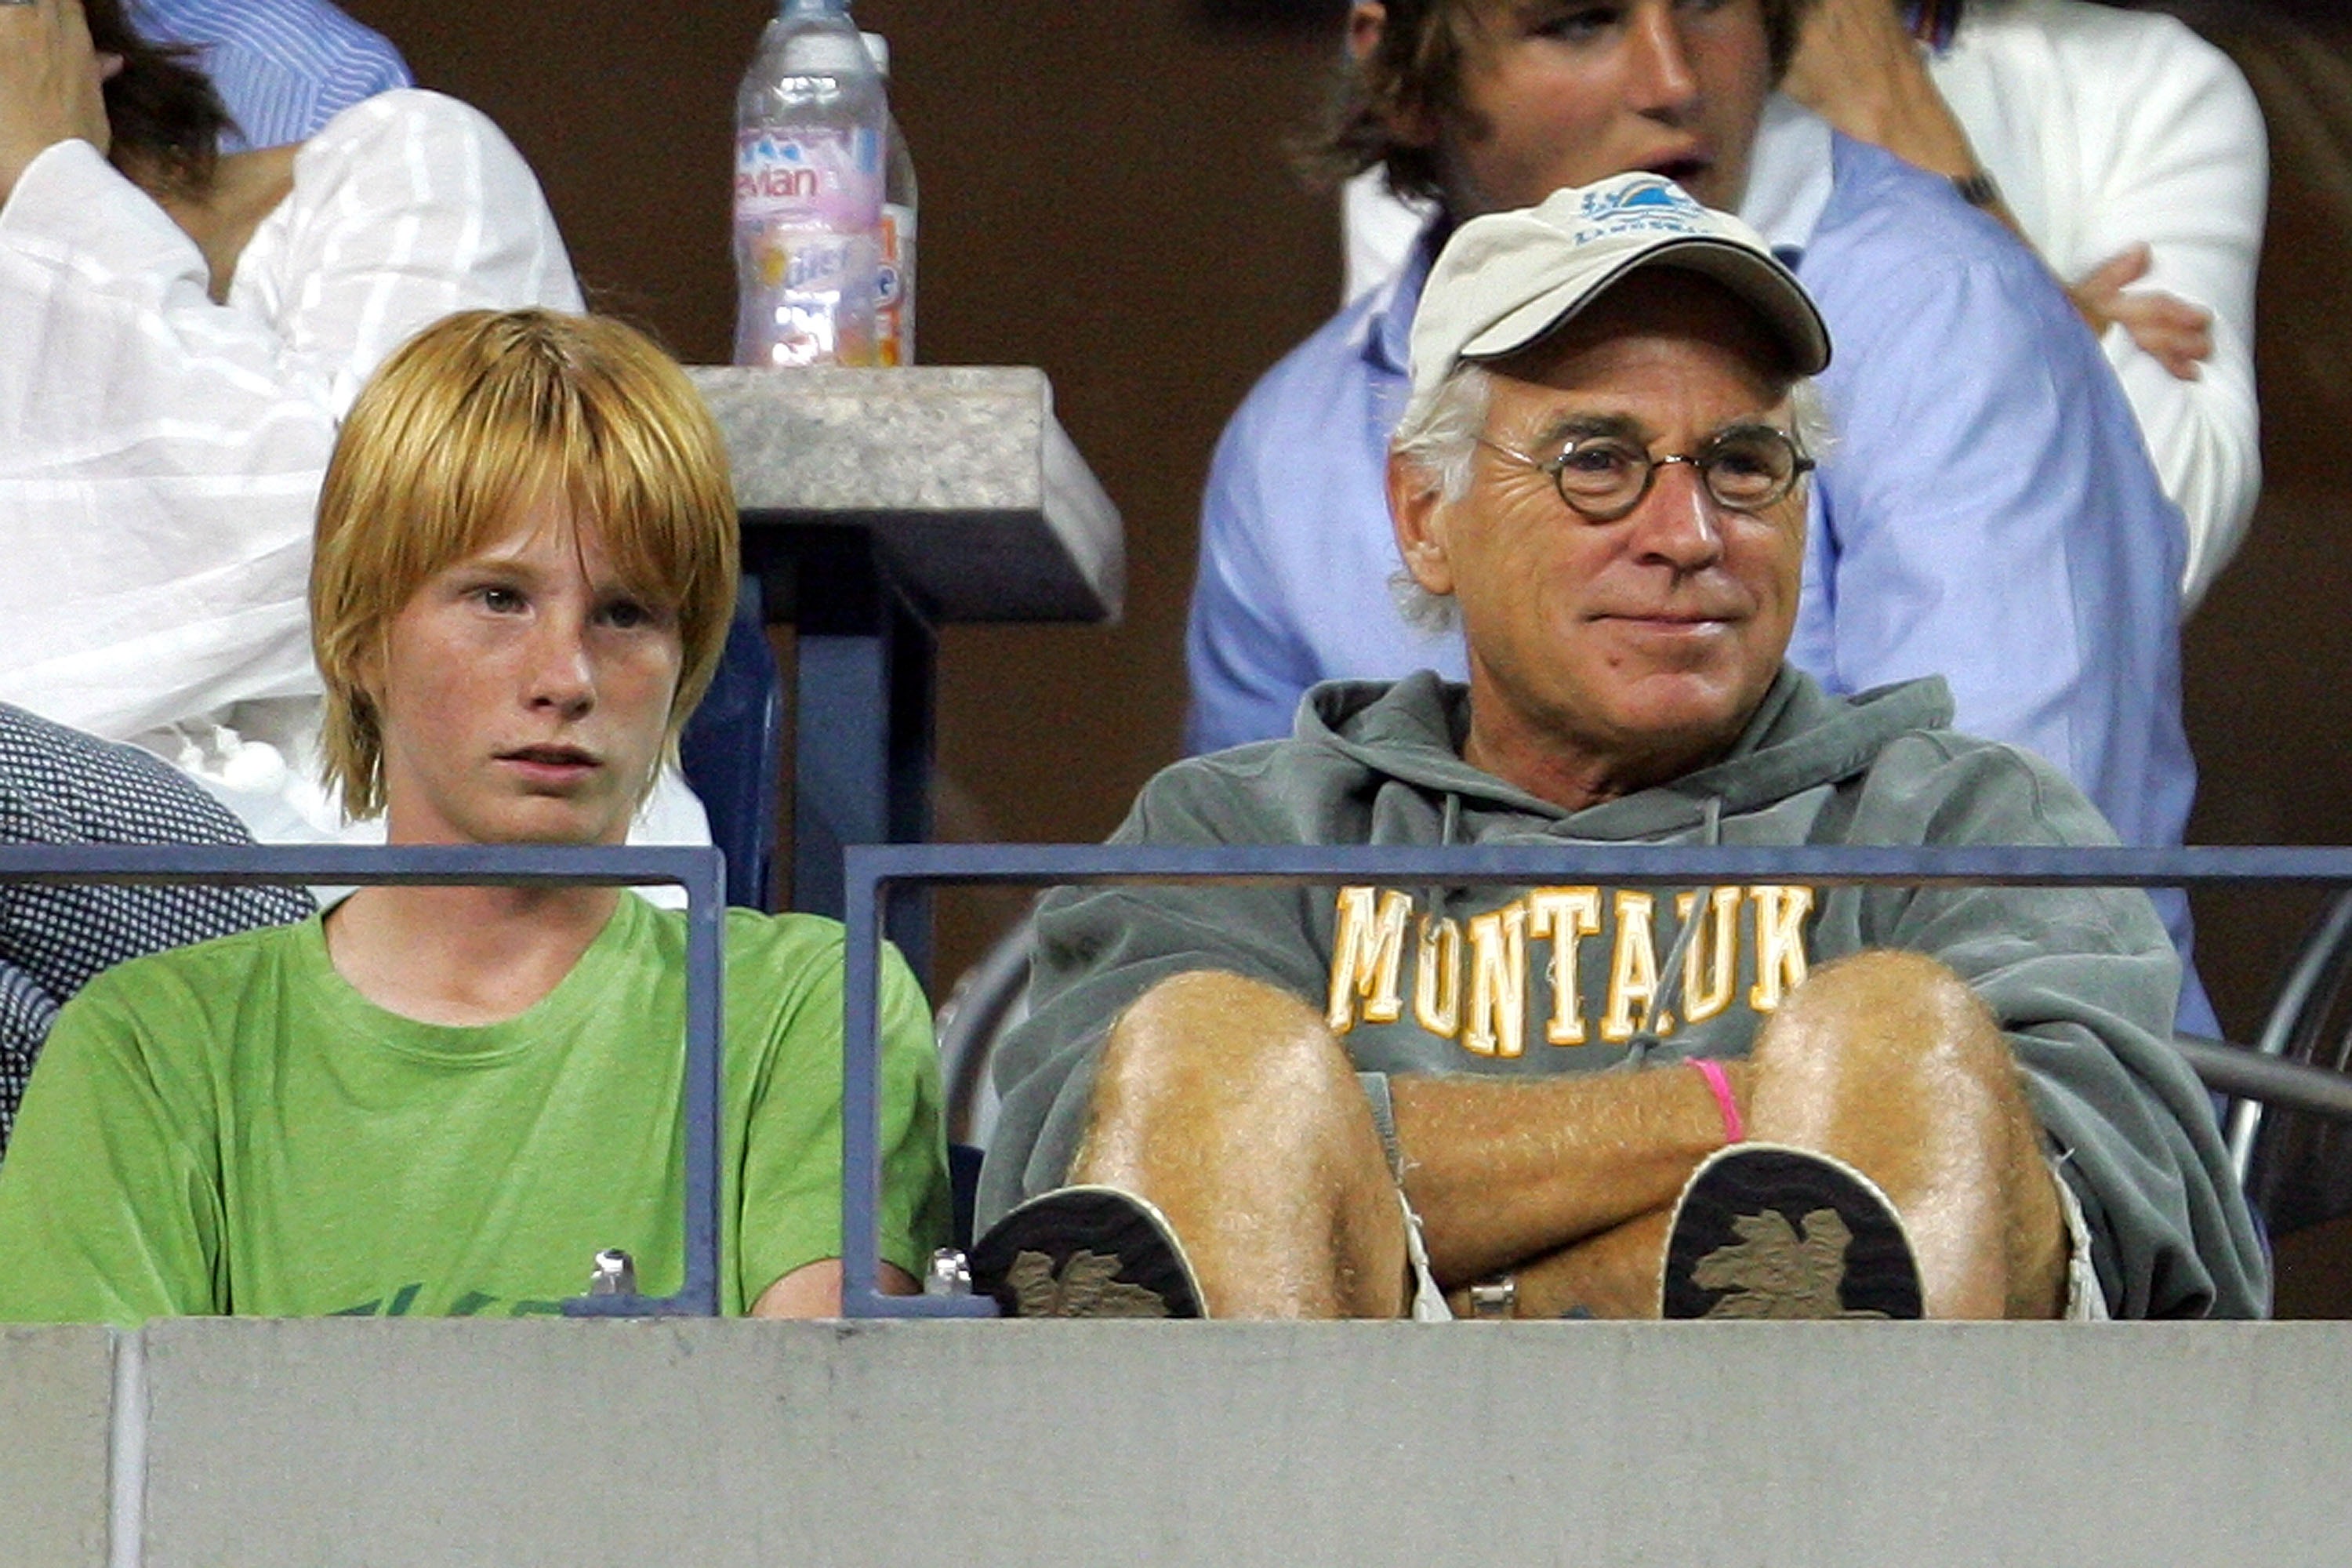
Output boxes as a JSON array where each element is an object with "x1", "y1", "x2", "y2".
[{"x1": 1951, "y1": 169, "x2": 2002, "y2": 209}]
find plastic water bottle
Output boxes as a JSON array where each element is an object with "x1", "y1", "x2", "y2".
[
  {"x1": 733, "y1": 0, "x2": 885, "y2": 368},
  {"x1": 862, "y1": 31, "x2": 917, "y2": 366}
]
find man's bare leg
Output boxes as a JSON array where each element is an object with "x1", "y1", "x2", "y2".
[
  {"x1": 1744, "y1": 949, "x2": 2069, "y2": 1319},
  {"x1": 1065, "y1": 954, "x2": 2064, "y2": 1321},
  {"x1": 1069, "y1": 971, "x2": 1410, "y2": 1319},
  {"x1": 1497, "y1": 952, "x2": 2068, "y2": 1320}
]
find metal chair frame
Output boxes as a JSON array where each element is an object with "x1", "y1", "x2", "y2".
[
  {"x1": 2226, "y1": 888, "x2": 2352, "y2": 1185},
  {"x1": 678, "y1": 576, "x2": 786, "y2": 911},
  {"x1": 931, "y1": 898, "x2": 1034, "y2": 1149}
]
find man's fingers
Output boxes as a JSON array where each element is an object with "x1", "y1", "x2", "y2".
[
  {"x1": 0, "y1": 0, "x2": 112, "y2": 196},
  {"x1": 2069, "y1": 259, "x2": 2217, "y2": 383},
  {"x1": 2074, "y1": 243, "x2": 2154, "y2": 302},
  {"x1": 2107, "y1": 290, "x2": 2215, "y2": 379},
  {"x1": 2114, "y1": 319, "x2": 2210, "y2": 380},
  {"x1": 1781, "y1": 0, "x2": 1937, "y2": 126},
  {"x1": 2117, "y1": 293, "x2": 2213, "y2": 332}
]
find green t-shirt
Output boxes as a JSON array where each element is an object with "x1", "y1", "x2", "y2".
[{"x1": 0, "y1": 895, "x2": 948, "y2": 1323}]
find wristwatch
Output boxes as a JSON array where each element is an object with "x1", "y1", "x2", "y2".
[{"x1": 1951, "y1": 169, "x2": 2002, "y2": 209}]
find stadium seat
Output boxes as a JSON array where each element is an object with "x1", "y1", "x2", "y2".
[
  {"x1": 678, "y1": 579, "x2": 785, "y2": 910},
  {"x1": 933, "y1": 905, "x2": 1037, "y2": 1248}
]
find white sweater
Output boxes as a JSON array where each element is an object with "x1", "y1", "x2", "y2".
[
  {"x1": 1927, "y1": 0, "x2": 2264, "y2": 608},
  {"x1": 0, "y1": 91, "x2": 582, "y2": 836},
  {"x1": 1341, "y1": 0, "x2": 2268, "y2": 608}
]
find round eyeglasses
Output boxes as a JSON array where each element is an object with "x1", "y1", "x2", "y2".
[{"x1": 1476, "y1": 426, "x2": 1816, "y2": 523}]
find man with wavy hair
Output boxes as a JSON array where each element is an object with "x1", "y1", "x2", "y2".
[
  {"x1": 1185, "y1": 0, "x2": 2209, "y2": 1027},
  {"x1": 0, "y1": 310, "x2": 949, "y2": 1323}
]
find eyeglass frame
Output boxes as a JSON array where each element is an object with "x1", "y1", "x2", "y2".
[{"x1": 1473, "y1": 423, "x2": 1817, "y2": 524}]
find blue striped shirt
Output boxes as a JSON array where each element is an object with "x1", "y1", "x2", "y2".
[{"x1": 133, "y1": 0, "x2": 413, "y2": 151}]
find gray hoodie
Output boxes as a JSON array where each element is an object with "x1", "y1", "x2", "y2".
[{"x1": 982, "y1": 667, "x2": 2267, "y2": 1318}]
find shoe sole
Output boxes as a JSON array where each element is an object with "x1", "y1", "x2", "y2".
[
  {"x1": 1661, "y1": 1143, "x2": 1924, "y2": 1320},
  {"x1": 969, "y1": 1185, "x2": 1206, "y2": 1319}
]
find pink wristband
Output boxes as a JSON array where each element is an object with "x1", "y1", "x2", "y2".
[{"x1": 1690, "y1": 1058, "x2": 1744, "y2": 1145}]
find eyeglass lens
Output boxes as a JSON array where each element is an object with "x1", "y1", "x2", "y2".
[{"x1": 1552, "y1": 429, "x2": 1803, "y2": 517}]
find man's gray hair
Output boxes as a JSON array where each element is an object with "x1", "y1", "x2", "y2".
[{"x1": 1386, "y1": 365, "x2": 1835, "y2": 635}]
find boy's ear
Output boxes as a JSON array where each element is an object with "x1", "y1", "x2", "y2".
[{"x1": 347, "y1": 630, "x2": 388, "y2": 717}]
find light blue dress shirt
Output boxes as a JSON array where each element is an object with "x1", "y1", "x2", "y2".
[
  {"x1": 137, "y1": 0, "x2": 412, "y2": 151},
  {"x1": 1187, "y1": 132, "x2": 2212, "y2": 1029}
]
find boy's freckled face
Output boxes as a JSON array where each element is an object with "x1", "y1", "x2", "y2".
[{"x1": 368, "y1": 488, "x2": 683, "y2": 848}]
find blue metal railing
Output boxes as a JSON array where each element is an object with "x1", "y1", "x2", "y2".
[
  {"x1": 26, "y1": 839, "x2": 2352, "y2": 1321},
  {"x1": 837, "y1": 841, "x2": 2352, "y2": 1319},
  {"x1": 0, "y1": 843, "x2": 726, "y2": 1318}
]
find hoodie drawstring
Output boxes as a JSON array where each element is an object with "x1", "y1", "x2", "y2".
[{"x1": 1628, "y1": 795, "x2": 1724, "y2": 1065}]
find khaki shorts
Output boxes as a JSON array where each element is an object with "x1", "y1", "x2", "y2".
[{"x1": 2055, "y1": 1167, "x2": 2107, "y2": 1322}]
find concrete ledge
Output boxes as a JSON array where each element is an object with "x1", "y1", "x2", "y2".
[
  {"x1": 0, "y1": 1325, "x2": 114, "y2": 1568},
  {"x1": 66, "y1": 1319, "x2": 2343, "y2": 1565},
  {"x1": 688, "y1": 365, "x2": 1123, "y2": 624}
]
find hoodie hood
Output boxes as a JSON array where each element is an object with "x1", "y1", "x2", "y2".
[{"x1": 1294, "y1": 666, "x2": 1955, "y2": 842}]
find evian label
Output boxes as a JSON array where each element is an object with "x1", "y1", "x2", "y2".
[
  {"x1": 734, "y1": 126, "x2": 881, "y2": 228},
  {"x1": 733, "y1": 124, "x2": 883, "y2": 368}
]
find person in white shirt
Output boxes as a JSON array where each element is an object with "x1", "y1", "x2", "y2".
[
  {"x1": 0, "y1": 0, "x2": 702, "y2": 844},
  {"x1": 1343, "y1": 0, "x2": 2267, "y2": 607}
]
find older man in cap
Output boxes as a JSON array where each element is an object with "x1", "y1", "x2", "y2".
[
  {"x1": 1189, "y1": 0, "x2": 2220, "y2": 1052},
  {"x1": 973, "y1": 177, "x2": 2264, "y2": 1325}
]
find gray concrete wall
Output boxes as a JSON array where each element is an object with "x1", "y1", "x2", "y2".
[
  {"x1": 0, "y1": 1327, "x2": 113, "y2": 1568},
  {"x1": 7, "y1": 1319, "x2": 2349, "y2": 1566}
]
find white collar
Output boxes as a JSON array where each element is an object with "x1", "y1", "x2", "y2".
[{"x1": 1737, "y1": 93, "x2": 1836, "y2": 256}]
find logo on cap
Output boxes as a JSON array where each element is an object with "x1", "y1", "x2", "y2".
[{"x1": 1572, "y1": 176, "x2": 1709, "y2": 245}]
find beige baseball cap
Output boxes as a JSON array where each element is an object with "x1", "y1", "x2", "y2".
[{"x1": 1409, "y1": 173, "x2": 1832, "y2": 404}]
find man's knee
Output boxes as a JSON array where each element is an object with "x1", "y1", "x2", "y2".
[
  {"x1": 1755, "y1": 949, "x2": 2014, "y2": 1090},
  {"x1": 1095, "y1": 971, "x2": 1350, "y2": 1106},
  {"x1": 1752, "y1": 950, "x2": 2067, "y2": 1317},
  {"x1": 1079, "y1": 969, "x2": 1379, "y2": 1181},
  {"x1": 1073, "y1": 970, "x2": 1410, "y2": 1318},
  {"x1": 1773, "y1": 948, "x2": 1987, "y2": 1028}
]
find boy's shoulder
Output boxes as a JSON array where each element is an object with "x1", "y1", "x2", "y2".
[
  {"x1": 68, "y1": 916, "x2": 318, "y2": 1020},
  {"x1": 623, "y1": 900, "x2": 851, "y2": 965},
  {"x1": 627, "y1": 900, "x2": 895, "y2": 1011}
]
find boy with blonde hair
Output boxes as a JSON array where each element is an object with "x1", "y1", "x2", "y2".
[{"x1": 0, "y1": 309, "x2": 947, "y2": 1322}]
